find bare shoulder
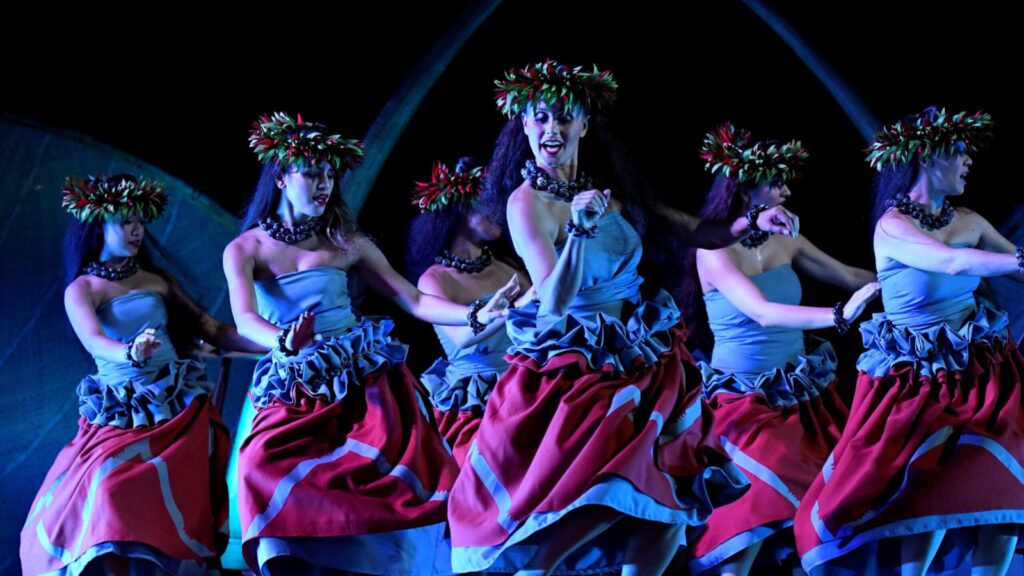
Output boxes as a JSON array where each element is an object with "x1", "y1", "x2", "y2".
[
  {"x1": 955, "y1": 205, "x2": 990, "y2": 227},
  {"x1": 874, "y1": 209, "x2": 915, "y2": 240},
  {"x1": 783, "y1": 231, "x2": 810, "y2": 254},
  {"x1": 224, "y1": 229, "x2": 261, "y2": 259},
  {"x1": 64, "y1": 274, "x2": 94, "y2": 302},
  {"x1": 417, "y1": 264, "x2": 454, "y2": 296},
  {"x1": 508, "y1": 184, "x2": 558, "y2": 234},
  {"x1": 696, "y1": 244, "x2": 738, "y2": 267},
  {"x1": 224, "y1": 228, "x2": 264, "y2": 266},
  {"x1": 346, "y1": 233, "x2": 376, "y2": 257},
  {"x1": 507, "y1": 181, "x2": 541, "y2": 213}
]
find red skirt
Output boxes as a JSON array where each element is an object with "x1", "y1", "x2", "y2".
[
  {"x1": 433, "y1": 407, "x2": 483, "y2": 468},
  {"x1": 239, "y1": 325, "x2": 458, "y2": 575},
  {"x1": 20, "y1": 394, "x2": 229, "y2": 576},
  {"x1": 690, "y1": 337, "x2": 848, "y2": 573},
  {"x1": 449, "y1": 314, "x2": 748, "y2": 573},
  {"x1": 796, "y1": 311, "x2": 1024, "y2": 574}
]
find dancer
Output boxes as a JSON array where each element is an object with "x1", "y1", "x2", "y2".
[
  {"x1": 685, "y1": 124, "x2": 877, "y2": 575},
  {"x1": 448, "y1": 60, "x2": 801, "y2": 575},
  {"x1": 22, "y1": 173, "x2": 258, "y2": 575},
  {"x1": 224, "y1": 112, "x2": 517, "y2": 574},
  {"x1": 796, "y1": 107, "x2": 1024, "y2": 576},
  {"x1": 407, "y1": 157, "x2": 531, "y2": 466}
]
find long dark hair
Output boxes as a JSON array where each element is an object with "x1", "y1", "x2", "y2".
[
  {"x1": 63, "y1": 217, "x2": 105, "y2": 288},
  {"x1": 405, "y1": 205, "x2": 471, "y2": 281},
  {"x1": 677, "y1": 175, "x2": 756, "y2": 354},
  {"x1": 871, "y1": 161, "x2": 921, "y2": 229},
  {"x1": 241, "y1": 162, "x2": 361, "y2": 248}
]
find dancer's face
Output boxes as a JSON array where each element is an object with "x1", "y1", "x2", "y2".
[
  {"x1": 923, "y1": 153, "x2": 972, "y2": 197},
  {"x1": 277, "y1": 161, "x2": 336, "y2": 218},
  {"x1": 522, "y1": 100, "x2": 588, "y2": 173},
  {"x1": 102, "y1": 214, "x2": 145, "y2": 259},
  {"x1": 465, "y1": 208, "x2": 502, "y2": 243},
  {"x1": 748, "y1": 177, "x2": 792, "y2": 209}
]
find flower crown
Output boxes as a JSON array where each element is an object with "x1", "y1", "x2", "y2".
[
  {"x1": 62, "y1": 174, "x2": 167, "y2": 222},
  {"x1": 494, "y1": 59, "x2": 618, "y2": 117},
  {"x1": 412, "y1": 158, "x2": 484, "y2": 212},
  {"x1": 249, "y1": 111, "x2": 364, "y2": 170},
  {"x1": 866, "y1": 107, "x2": 993, "y2": 170},
  {"x1": 700, "y1": 123, "x2": 808, "y2": 184}
]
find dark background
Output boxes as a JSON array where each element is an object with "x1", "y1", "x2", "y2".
[{"x1": 2, "y1": 1, "x2": 1020, "y2": 572}]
